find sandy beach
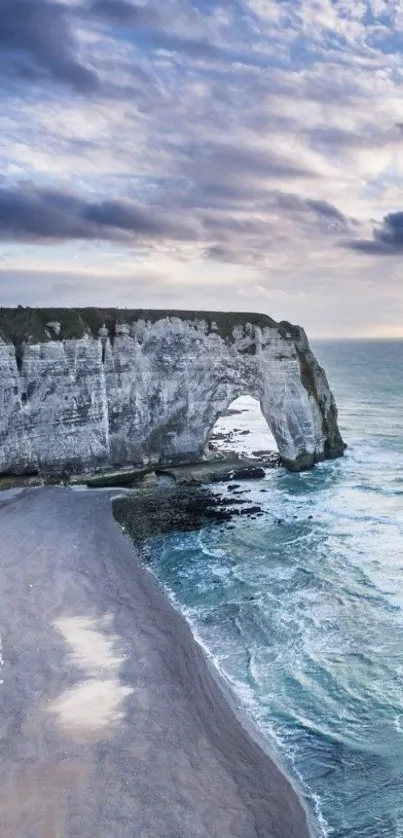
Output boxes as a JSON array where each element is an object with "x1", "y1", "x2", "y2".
[{"x1": 0, "y1": 486, "x2": 312, "y2": 838}]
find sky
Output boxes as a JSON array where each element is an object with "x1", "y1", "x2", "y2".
[{"x1": 1, "y1": 0, "x2": 403, "y2": 337}]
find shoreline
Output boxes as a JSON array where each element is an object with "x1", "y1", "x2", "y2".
[
  {"x1": 0, "y1": 486, "x2": 313, "y2": 837},
  {"x1": 0, "y1": 450, "x2": 280, "y2": 493}
]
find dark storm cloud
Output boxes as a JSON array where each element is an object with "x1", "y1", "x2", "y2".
[
  {"x1": 0, "y1": 184, "x2": 198, "y2": 243},
  {"x1": 0, "y1": 0, "x2": 98, "y2": 91},
  {"x1": 349, "y1": 211, "x2": 403, "y2": 255}
]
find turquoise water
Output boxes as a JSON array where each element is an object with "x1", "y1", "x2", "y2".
[{"x1": 146, "y1": 341, "x2": 403, "y2": 837}]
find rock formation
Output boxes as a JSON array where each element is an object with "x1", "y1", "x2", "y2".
[{"x1": 0, "y1": 308, "x2": 344, "y2": 475}]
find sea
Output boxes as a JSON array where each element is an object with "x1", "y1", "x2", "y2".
[{"x1": 144, "y1": 340, "x2": 403, "y2": 838}]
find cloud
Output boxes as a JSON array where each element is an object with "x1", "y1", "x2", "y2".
[
  {"x1": 150, "y1": 141, "x2": 320, "y2": 216},
  {"x1": 0, "y1": 0, "x2": 98, "y2": 91},
  {"x1": 198, "y1": 189, "x2": 353, "y2": 268},
  {"x1": 263, "y1": 192, "x2": 352, "y2": 231},
  {"x1": 87, "y1": 0, "x2": 283, "y2": 68},
  {"x1": 88, "y1": 0, "x2": 152, "y2": 26},
  {"x1": 309, "y1": 124, "x2": 403, "y2": 151},
  {"x1": 0, "y1": 184, "x2": 199, "y2": 243},
  {"x1": 349, "y1": 210, "x2": 403, "y2": 254},
  {"x1": 87, "y1": 0, "x2": 224, "y2": 58},
  {"x1": 0, "y1": 267, "x2": 168, "y2": 306},
  {"x1": 204, "y1": 244, "x2": 236, "y2": 263},
  {"x1": 3, "y1": 0, "x2": 403, "y2": 335},
  {"x1": 181, "y1": 141, "x2": 316, "y2": 182}
]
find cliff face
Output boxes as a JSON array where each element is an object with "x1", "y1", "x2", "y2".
[{"x1": 0, "y1": 308, "x2": 345, "y2": 474}]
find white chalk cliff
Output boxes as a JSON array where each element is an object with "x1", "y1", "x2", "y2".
[{"x1": 0, "y1": 309, "x2": 344, "y2": 474}]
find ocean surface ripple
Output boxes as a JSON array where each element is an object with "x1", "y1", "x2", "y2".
[{"x1": 146, "y1": 340, "x2": 403, "y2": 838}]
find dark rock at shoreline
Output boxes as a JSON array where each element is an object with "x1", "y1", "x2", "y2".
[
  {"x1": 252, "y1": 451, "x2": 282, "y2": 467},
  {"x1": 157, "y1": 458, "x2": 270, "y2": 485},
  {"x1": 230, "y1": 467, "x2": 265, "y2": 480},
  {"x1": 114, "y1": 488, "x2": 238, "y2": 545},
  {"x1": 223, "y1": 497, "x2": 248, "y2": 506},
  {"x1": 112, "y1": 485, "x2": 266, "y2": 546},
  {"x1": 238, "y1": 505, "x2": 263, "y2": 516}
]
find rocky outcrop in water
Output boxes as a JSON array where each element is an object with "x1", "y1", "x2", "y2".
[{"x1": 0, "y1": 308, "x2": 344, "y2": 474}]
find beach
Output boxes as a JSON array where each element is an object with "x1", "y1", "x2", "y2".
[{"x1": 0, "y1": 486, "x2": 311, "y2": 838}]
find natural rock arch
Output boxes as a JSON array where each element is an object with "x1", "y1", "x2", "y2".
[
  {"x1": 203, "y1": 389, "x2": 278, "y2": 456},
  {"x1": 0, "y1": 308, "x2": 345, "y2": 475},
  {"x1": 206, "y1": 395, "x2": 278, "y2": 458}
]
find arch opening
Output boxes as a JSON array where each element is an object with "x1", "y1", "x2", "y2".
[{"x1": 205, "y1": 395, "x2": 279, "y2": 461}]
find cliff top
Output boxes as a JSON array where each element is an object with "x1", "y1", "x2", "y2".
[{"x1": 0, "y1": 307, "x2": 284, "y2": 345}]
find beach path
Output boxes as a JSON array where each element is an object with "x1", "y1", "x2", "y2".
[{"x1": 0, "y1": 487, "x2": 311, "y2": 838}]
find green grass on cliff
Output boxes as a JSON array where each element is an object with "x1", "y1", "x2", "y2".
[{"x1": 0, "y1": 307, "x2": 280, "y2": 345}]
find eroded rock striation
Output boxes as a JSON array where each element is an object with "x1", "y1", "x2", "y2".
[{"x1": 0, "y1": 308, "x2": 344, "y2": 475}]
